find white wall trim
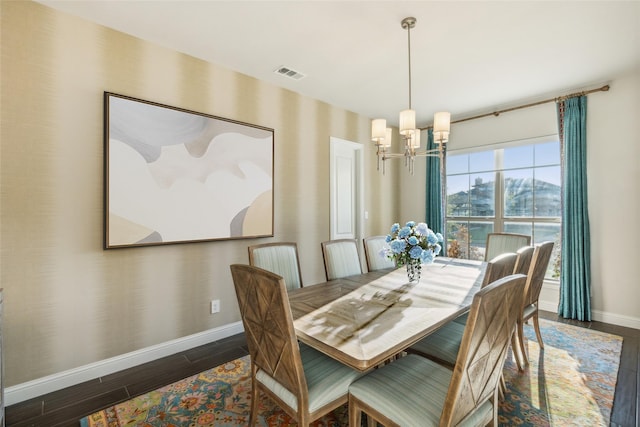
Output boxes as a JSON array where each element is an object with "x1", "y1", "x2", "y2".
[
  {"x1": 5, "y1": 321, "x2": 244, "y2": 406},
  {"x1": 539, "y1": 282, "x2": 640, "y2": 330}
]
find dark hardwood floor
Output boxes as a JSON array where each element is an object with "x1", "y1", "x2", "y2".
[{"x1": 5, "y1": 310, "x2": 639, "y2": 427}]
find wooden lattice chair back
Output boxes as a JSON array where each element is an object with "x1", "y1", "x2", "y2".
[
  {"x1": 441, "y1": 273, "x2": 527, "y2": 425},
  {"x1": 230, "y1": 264, "x2": 306, "y2": 404},
  {"x1": 523, "y1": 241, "x2": 555, "y2": 307},
  {"x1": 321, "y1": 239, "x2": 362, "y2": 280},
  {"x1": 230, "y1": 264, "x2": 308, "y2": 425},
  {"x1": 230, "y1": 264, "x2": 361, "y2": 426},
  {"x1": 363, "y1": 235, "x2": 395, "y2": 271},
  {"x1": 248, "y1": 242, "x2": 303, "y2": 290},
  {"x1": 481, "y1": 252, "x2": 518, "y2": 287},
  {"x1": 515, "y1": 241, "x2": 555, "y2": 362},
  {"x1": 484, "y1": 232, "x2": 531, "y2": 262},
  {"x1": 513, "y1": 245, "x2": 536, "y2": 275}
]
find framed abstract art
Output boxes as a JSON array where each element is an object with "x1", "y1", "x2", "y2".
[{"x1": 104, "y1": 92, "x2": 274, "y2": 248}]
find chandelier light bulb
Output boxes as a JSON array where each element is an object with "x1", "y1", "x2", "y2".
[
  {"x1": 371, "y1": 119, "x2": 387, "y2": 142},
  {"x1": 433, "y1": 111, "x2": 451, "y2": 143},
  {"x1": 399, "y1": 109, "x2": 416, "y2": 136},
  {"x1": 384, "y1": 128, "x2": 393, "y2": 148}
]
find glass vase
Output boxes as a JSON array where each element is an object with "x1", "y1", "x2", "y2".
[{"x1": 406, "y1": 261, "x2": 422, "y2": 283}]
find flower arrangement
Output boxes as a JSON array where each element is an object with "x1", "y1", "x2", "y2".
[{"x1": 382, "y1": 221, "x2": 444, "y2": 278}]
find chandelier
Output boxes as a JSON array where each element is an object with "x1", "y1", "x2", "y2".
[{"x1": 371, "y1": 17, "x2": 451, "y2": 174}]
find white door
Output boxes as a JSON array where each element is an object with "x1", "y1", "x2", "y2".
[{"x1": 329, "y1": 137, "x2": 364, "y2": 241}]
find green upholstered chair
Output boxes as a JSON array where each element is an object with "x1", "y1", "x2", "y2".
[
  {"x1": 230, "y1": 264, "x2": 361, "y2": 426},
  {"x1": 248, "y1": 242, "x2": 303, "y2": 291},
  {"x1": 363, "y1": 235, "x2": 395, "y2": 272},
  {"x1": 321, "y1": 239, "x2": 363, "y2": 281},
  {"x1": 484, "y1": 232, "x2": 531, "y2": 262},
  {"x1": 348, "y1": 274, "x2": 526, "y2": 427}
]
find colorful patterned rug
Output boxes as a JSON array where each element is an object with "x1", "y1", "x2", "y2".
[
  {"x1": 80, "y1": 319, "x2": 622, "y2": 426},
  {"x1": 499, "y1": 319, "x2": 622, "y2": 426}
]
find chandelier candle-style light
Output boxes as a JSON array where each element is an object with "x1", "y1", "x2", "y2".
[{"x1": 372, "y1": 17, "x2": 451, "y2": 174}]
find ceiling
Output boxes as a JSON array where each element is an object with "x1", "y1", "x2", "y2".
[{"x1": 36, "y1": 1, "x2": 640, "y2": 127}]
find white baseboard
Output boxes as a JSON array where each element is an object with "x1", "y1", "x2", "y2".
[
  {"x1": 590, "y1": 309, "x2": 640, "y2": 330},
  {"x1": 539, "y1": 282, "x2": 640, "y2": 330},
  {"x1": 5, "y1": 321, "x2": 244, "y2": 406}
]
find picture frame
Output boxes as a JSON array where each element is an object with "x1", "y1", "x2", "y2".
[{"x1": 104, "y1": 92, "x2": 274, "y2": 249}]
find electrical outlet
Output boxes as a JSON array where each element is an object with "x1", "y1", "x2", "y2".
[{"x1": 210, "y1": 299, "x2": 221, "y2": 314}]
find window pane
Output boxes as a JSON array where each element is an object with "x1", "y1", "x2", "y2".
[
  {"x1": 469, "y1": 222, "x2": 493, "y2": 261},
  {"x1": 533, "y1": 223, "x2": 561, "y2": 279},
  {"x1": 504, "y1": 222, "x2": 533, "y2": 238},
  {"x1": 504, "y1": 145, "x2": 533, "y2": 169},
  {"x1": 447, "y1": 175, "x2": 470, "y2": 217},
  {"x1": 535, "y1": 141, "x2": 560, "y2": 166},
  {"x1": 504, "y1": 169, "x2": 534, "y2": 217},
  {"x1": 469, "y1": 151, "x2": 494, "y2": 173},
  {"x1": 534, "y1": 166, "x2": 561, "y2": 217},
  {"x1": 470, "y1": 173, "x2": 495, "y2": 217},
  {"x1": 447, "y1": 154, "x2": 468, "y2": 174}
]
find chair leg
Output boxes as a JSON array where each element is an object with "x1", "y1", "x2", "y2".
[
  {"x1": 517, "y1": 319, "x2": 529, "y2": 367},
  {"x1": 510, "y1": 332, "x2": 524, "y2": 372},
  {"x1": 499, "y1": 373, "x2": 507, "y2": 398},
  {"x1": 532, "y1": 310, "x2": 544, "y2": 349},
  {"x1": 349, "y1": 395, "x2": 361, "y2": 427},
  {"x1": 249, "y1": 378, "x2": 259, "y2": 426},
  {"x1": 491, "y1": 387, "x2": 499, "y2": 427}
]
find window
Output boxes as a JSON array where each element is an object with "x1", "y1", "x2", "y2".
[{"x1": 445, "y1": 139, "x2": 561, "y2": 279}]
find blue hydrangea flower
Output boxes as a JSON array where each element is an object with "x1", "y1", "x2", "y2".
[
  {"x1": 405, "y1": 221, "x2": 416, "y2": 227},
  {"x1": 409, "y1": 245, "x2": 423, "y2": 259},
  {"x1": 408, "y1": 236, "x2": 419, "y2": 246},
  {"x1": 415, "y1": 222, "x2": 429, "y2": 236},
  {"x1": 385, "y1": 234, "x2": 392, "y2": 243},
  {"x1": 421, "y1": 249, "x2": 435, "y2": 263},
  {"x1": 434, "y1": 243, "x2": 442, "y2": 255},
  {"x1": 435, "y1": 232, "x2": 444, "y2": 242},
  {"x1": 390, "y1": 239, "x2": 407, "y2": 254},
  {"x1": 390, "y1": 223, "x2": 400, "y2": 233},
  {"x1": 398, "y1": 226, "x2": 411, "y2": 238},
  {"x1": 427, "y1": 231, "x2": 439, "y2": 245}
]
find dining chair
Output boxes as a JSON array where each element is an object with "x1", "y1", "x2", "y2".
[
  {"x1": 484, "y1": 232, "x2": 531, "y2": 262},
  {"x1": 516, "y1": 241, "x2": 555, "y2": 364},
  {"x1": 348, "y1": 274, "x2": 527, "y2": 427},
  {"x1": 513, "y1": 245, "x2": 536, "y2": 276},
  {"x1": 408, "y1": 252, "x2": 518, "y2": 367},
  {"x1": 480, "y1": 251, "x2": 519, "y2": 287},
  {"x1": 229, "y1": 264, "x2": 362, "y2": 426},
  {"x1": 363, "y1": 235, "x2": 395, "y2": 272},
  {"x1": 321, "y1": 239, "x2": 363, "y2": 280},
  {"x1": 248, "y1": 242, "x2": 303, "y2": 291}
]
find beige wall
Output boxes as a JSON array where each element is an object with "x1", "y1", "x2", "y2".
[{"x1": 0, "y1": 1, "x2": 393, "y2": 387}]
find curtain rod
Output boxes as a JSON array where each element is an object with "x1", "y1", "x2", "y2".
[{"x1": 422, "y1": 84, "x2": 610, "y2": 130}]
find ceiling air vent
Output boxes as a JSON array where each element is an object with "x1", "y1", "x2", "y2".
[{"x1": 274, "y1": 66, "x2": 306, "y2": 80}]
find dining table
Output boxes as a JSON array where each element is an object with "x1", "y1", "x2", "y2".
[{"x1": 288, "y1": 257, "x2": 486, "y2": 371}]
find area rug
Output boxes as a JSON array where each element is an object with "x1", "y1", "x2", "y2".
[
  {"x1": 499, "y1": 319, "x2": 623, "y2": 426},
  {"x1": 80, "y1": 319, "x2": 622, "y2": 427}
]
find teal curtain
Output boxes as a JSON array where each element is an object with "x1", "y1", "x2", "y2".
[
  {"x1": 425, "y1": 128, "x2": 443, "y2": 234},
  {"x1": 557, "y1": 96, "x2": 591, "y2": 321}
]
